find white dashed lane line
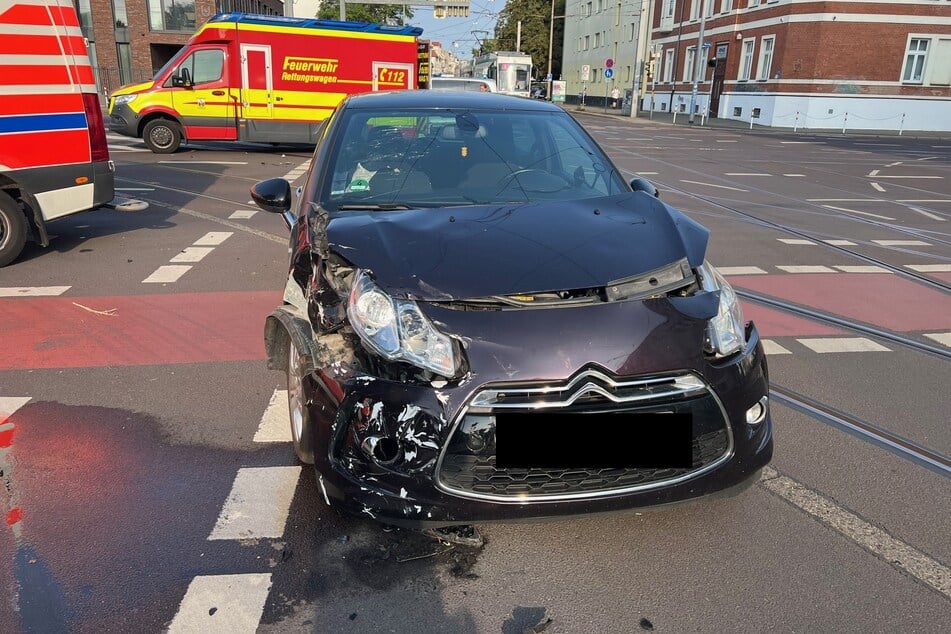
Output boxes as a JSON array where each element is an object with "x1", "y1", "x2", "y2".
[
  {"x1": 907, "y1": 264, "x2": 951, "y2": 272},
  {"x1": 208, "y1": 466, "x2": 301, "y2": 541},
  {"x1": 924, "y1": 333, "x2": 951, "y2": 347},
  {"x1": 761, "y1": 340, "x2": 793, "y2": 355},
  {"x1": 168, "y1": 574, "x2": 272, "y2": 634},
  {"x1": 777, "y1": 265, "x2": 836, "y2": 274},
  {"x1": 872, "y1": 240, "x2": 931, "y2": 247},
  {"x1": 717, "y1": 266, "x2": 767, "y2": 276},
  {"x1": 253, "y1": 390, "x2": 292, "y2": 443},
  {"x1": 0, "y1": 286, "x2": 70, "y2": 297},
  {"x1": 281, "y1": 159, "x2": 312, "y2": 182},
  {"x1": 229, "y1": 208, "x2": 258, "y2": 220},
  {"x1": 796, "y1": 337, "x2": 891, "y2": 353},
  {"x1": 721, "y1": 264, "x2": 945, "y2": 275},
  {"x1": 142, "y1": 232, "x2": 233, "y2": 283}
]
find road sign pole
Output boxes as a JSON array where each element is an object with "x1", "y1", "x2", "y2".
[{"x1": 688, "y1": 0, "x2": 708, "y2": 124}]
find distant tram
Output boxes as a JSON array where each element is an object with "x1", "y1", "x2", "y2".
[{"x1": 470, "y1": 51, "x2": 533, "y2": 98}]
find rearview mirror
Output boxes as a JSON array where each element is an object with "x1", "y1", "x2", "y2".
[{"x1": 251, "y1": 178, "x2": 294, "y2": 229}]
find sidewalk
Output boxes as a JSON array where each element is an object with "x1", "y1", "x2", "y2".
[{"x1": 567, "y1": 105, "x2": 951, "y2": 140}]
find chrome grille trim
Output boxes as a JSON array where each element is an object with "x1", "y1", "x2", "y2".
[
  {"x1": 435, "y1": 370, "x2": 734, "y2": 503},
  {"x1": 468, "y1": 370, "x2": 706, "y2": 410}
]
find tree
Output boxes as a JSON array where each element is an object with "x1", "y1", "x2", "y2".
[
  {"x1": 492, "y1": 0, "x2": 564, "y2": 79},
  {"x1": 316, "y1": 2, "x2": 412, "y2": 24}
]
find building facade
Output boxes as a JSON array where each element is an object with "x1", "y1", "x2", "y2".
[
  {"x1": 75, "y1": 0, "x2": 284, "y2": 98},
  {"x1": 643, "y1": 0, "x2": 951, "y2": 131}
]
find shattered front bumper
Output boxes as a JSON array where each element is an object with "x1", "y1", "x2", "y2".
[{"x1": 303, "y1": 323, "x2": 773, "y2": 528}]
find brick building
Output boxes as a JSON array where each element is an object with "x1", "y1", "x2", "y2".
[
  {"x1": 75, "y1": 0, "x2": 284, "y2": 98},
  {"x1": 642, "y1": 0, "x2": 951, "y2": 131}
]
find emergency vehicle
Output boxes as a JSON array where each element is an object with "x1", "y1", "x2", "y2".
[
  {"x1": 109, "y1": 13, "x2": 426, "y2": 154},
  {"x1": 0, "y1": 0, "x2": 138, "y2": 267}
]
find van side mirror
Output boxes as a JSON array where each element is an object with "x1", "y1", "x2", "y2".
[
  {"x1": 630, "y1": 177, "x2": 660, "y2": 198},
  {"x1": 172, "y1": 67, "x2": 192, "y2": 88}
]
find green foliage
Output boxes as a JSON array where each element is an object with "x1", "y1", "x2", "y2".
[
  {"x1": 316, "y1": 2, "x2": 413, "y2": 24},
  {"x1": 492, "y1": 0, "x2": 564, "y2": 79}
]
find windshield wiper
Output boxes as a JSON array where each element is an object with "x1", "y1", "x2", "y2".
[{"x1": 336, "y1": 203, "x2": 414, "y2": 211}]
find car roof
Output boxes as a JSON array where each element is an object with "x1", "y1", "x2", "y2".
[{"x1": 342, "y1": 90, "x2": 562, "y2": 112}]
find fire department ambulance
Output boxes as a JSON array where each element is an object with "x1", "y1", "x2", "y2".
[
  {"x1": 0, "y1": 0, "x2": 139, "y2": 267},
  {"x1": 108, "y1": 13, "x2": 426, "y2": 153}
]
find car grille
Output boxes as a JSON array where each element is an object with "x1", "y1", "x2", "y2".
[{"x1": 436, "y1": 370, "x2": 733, "y2": 502}]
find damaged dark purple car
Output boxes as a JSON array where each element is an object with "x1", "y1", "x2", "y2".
[{"x1": 251, "y1": 91, "x2": 772, "y2": 527}]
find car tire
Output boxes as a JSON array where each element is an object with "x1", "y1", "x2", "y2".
[
  {"x1": 0, "y1": 192, "x2": 27, "y2": 268},
  {"x1": 286, "y1": 337, "x2": 316, "y2": 464},
  {"x1": 143, "y1": 118, "x2": 182, "y2": 154}
]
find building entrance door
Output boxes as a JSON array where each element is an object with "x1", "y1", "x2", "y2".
[{"x1": 709, "y1": 43, "x2": 728, "y2": 118}]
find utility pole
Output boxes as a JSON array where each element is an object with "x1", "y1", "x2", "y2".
[
  {"x1": 547, "y1": 0, "x2": 555, "y2": 99},
  {"x1": 688, "y1": 0, "x2": 708, "y2": 124}
]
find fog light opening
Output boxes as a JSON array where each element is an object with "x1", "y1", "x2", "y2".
[
  {"x1": 361, "y1": 435, "x2": 404, "y2": 466},
  {"x1": 745, "y1": 397, "x2": 768, "y2": 425}
]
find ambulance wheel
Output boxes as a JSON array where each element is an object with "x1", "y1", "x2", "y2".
[
  {"x1": 143, "y1": 119, "x2": 182, "y2": 154},
  {"x1": 0, "y1": 192, "x2": 28, "y2": 267}
]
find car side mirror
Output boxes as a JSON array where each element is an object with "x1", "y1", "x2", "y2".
[
  {"x1": 171, "y1": 75, "x2": 192, "y2": 88},
  {"x1": 630, "y1": 177, "x2": 660, "y2": 198},
  {"x1": 251, "y1": 177, "x2": 294, "y2": 222}
]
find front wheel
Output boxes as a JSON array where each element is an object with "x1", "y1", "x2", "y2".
[
  {"x1": 0, "y1": 192, "x2": 27, "y2": 267},
  {"x1": 143, "y1": 118, "x2": 182, "y2": 154},
  {"x1": 286, "y1": 338, "x2": 315, "y2": 464}
]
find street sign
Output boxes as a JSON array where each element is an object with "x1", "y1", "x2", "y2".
[
  {"x1": 702, "y1": 41, "x2": 712, "y2": 48},
  {"x1": 581, "y1": 64, "x2": 590, "y2": 81},
  {"x1": 546, "y1": 73, "x2": 552, "y2": 81},
  {"x1": 605, "y1": 58, "x2": 614, "y2": 68},
  {"x1": 604, "y1": 68, "x2": 614, "y2": 79}
]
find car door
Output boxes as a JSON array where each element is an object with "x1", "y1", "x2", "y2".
[{"x1": 169, "y1": 47, "x2": 236, "y2": 140}]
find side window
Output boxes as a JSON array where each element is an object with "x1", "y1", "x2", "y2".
[{"x1": 192, "y1": 49, "x2": 224, "y2": 84}]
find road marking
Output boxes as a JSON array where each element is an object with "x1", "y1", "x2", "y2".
[
  {"x1": 168, "y1": 574, "x2": 272, "y2": 634},
  {"x1": 281, "y1": 159, "x2": 312, "y2": 182},
  {"x1": 761, "y1": 340, "x2": 792, "y2": 355},
  {"x1": 907, "y1": 207, "x2": 946, "y2": 222},
  {"x1": 808, "y1": 198, "x2": 873, "y2": 202},
  {"x1": 725, "y1": 172, "x2": 771, "y2": 176},
  {"x1": 777, "y1": 265, "x2": 836, "y2": 273},
  {"x1": 824, "y1": 239, "x2": 857, "y2": 246},
  {"x1": 780, "y1": 141, "x2": 824, "y2": 144},
  {"x1": 907, "y1": 264, "x2": 951, "y2": 272},
  {"x1": 253, "y1": 390, "x2": 291, "y2": 443},
  {"x1": 115, "y1": 187, "x2": 155, "y2": 191},
  {"x1": 718, "y1": 266, "x2": 767, "y2": 275},
  {"x1": 783, "y1": 173, "x2": 806, "y2": 177},
  {"x1": 108, "y1": 146, "x2": 149, "y2": 153},
  {"x1": 886, "y1": 161, "x2": 903, "y2": 167},
  {"x1": 872, "y1": 240, "x2": 931, "y2": 246},
  {"x1": 898, "y1": 199, "x2": 951, "y2": 203},
  {"x1": 834, "y1": 265, "x2": 891, "y2": 273},
  {"x1": 778, "y1": 239, "x2": 816, "y2": 245},
  {"x1": 856, "y1": 143, "x2": 900, "y2": 147},
  {"x1": 142, "y1": 265, "x2": 191, "y2": 284},
  {"x1": 715, "y1": 140, "x2": 738, "y2": 143},
  {"x1": 158, "y1": 160, "x2": 248, "y2": 165},
  {"x1": 924, "y1": 333, "x2": 951, "y2": 347},
  {"x1": 875, "y1": 175, "x2": 942, "y2": 179},
  {"x1": 209, "y1": 466, "x2": 300, "y2": 540},
  {"x1": 759, "y1": 467, "x2": 950, "y2": 599},
  {"x1": 193, "y1": 231, "x2": 233, "y2": 246},
  {"x1": 0, "y1": 286, "x2": 70, "y2": 297},
  {"x1": 0, "y1": 397, "x2": 31, "y2": 421},
  {"x1": 867, "y1": 169, "x2": 880, "y2": 177},
  {"x1": 821, "y1": 205, "x2": 895, "y2": 220},
  {"x1": 796, "y1": 337, "x2": 891, "y2": 353},
  {"x1": 870, "y1": 182, "x2": 886, "y2": 192},
  {"x1": 680, "y1": 179, "x2": 748, "y2": 192},
  {"x1": 637, "y1": 171, "x2": 659, "y2": 175},
  {"x1": 170, "y1": 247, "x2": 215, "y2": 263},
  {"x1": 229, "y1": 209, "x2": 258, "y2": 220}
]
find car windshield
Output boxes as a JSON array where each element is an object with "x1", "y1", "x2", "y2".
[{"x1": 321, "y1": 107, "x2": 626, "y2": 210}]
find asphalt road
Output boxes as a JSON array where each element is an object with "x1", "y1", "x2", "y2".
[{"x1": 0, "y1": 116, "x2": 949, "y2": 633}]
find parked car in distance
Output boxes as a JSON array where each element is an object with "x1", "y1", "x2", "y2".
[
  {"x1": 429, "y1": 76, "x2": 498, "y2": 93},
  {"x1": 250, "y1": 90, "x2": 773, "y2": 530}
]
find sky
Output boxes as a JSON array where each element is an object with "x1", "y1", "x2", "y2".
[{"x1": 404, "y1": 1, "x2": 502, "y2": 60}]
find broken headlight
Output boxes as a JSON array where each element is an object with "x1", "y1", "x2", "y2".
[
  {"x1": 348, "y1": 270, "x2": 460, "y2": 377},
  {"x1": 698, "y1": 262, "x2": 745, "y2": 357}
]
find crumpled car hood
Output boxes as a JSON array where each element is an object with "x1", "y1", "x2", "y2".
[{"x1": 325, "y1": 192, "x2": 709, "y2": 300}]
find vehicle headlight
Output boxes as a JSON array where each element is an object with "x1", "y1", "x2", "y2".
[
  {"x1": 112, "y1": 94, "x2": 137, "y2": 106},
  {"x1": 348, "y1": 270, "x2": 459, "y2": 377},
  {"x1": 698, "y1": 261, "x2": 746, "y2": 357}
]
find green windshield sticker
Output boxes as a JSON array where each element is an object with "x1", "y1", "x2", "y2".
[{"x1": 349, "y1": 179, "x2": 370, "y2": 192}]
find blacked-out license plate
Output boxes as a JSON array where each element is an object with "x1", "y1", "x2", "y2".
[{"x1": 495, "y1": 412, "x2": 692, "y2": 469}]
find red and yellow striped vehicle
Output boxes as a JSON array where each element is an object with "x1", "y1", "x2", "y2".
[{"x1": 108, "y1": 13, "x2": 426, "y2": 154}]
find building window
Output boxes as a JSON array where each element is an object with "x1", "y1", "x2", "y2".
[
  {"x1": 584, "y1": 35, "x2": 590, "y2": 51},
  {"x1": 720, "y1": 0, "x2": 732, "y2": 11},
  {"x1": 661, "y1": 0, "x2": 675, "y2": 29},
  {"x1": 663, "y1": 48, "x2": 674, "y2": 82},
  {"x1": 630, "y1": 22, "x2": 636, "y2": 41},
  {"x1": 596, "y1": 0, "x2": 603, "y2": 12},
  {"x1": 586, "y1": 2, "x2": 592, "y2": 17},
  {"x1": 149, "y1": 0, "x2": 196, "y2": 32},
  {"x1": 705, "y1": 0, "x2": 715, "y2": 17},
  {"x1": 902, "y1": 38, "x2": 929, "y2": 83},
  {"x1": 757, "y1": 35, "x2": 774, "y2": 79},
  {"x1": 117, "y1": 42, "x2": 132, "y2": 84},
  {"x1": 684, "y1": 46, "x2": 696, "y2": 82},
  {"x1": 112, "y1": 0, "x2": 128, "y2": 27},
  {"x1": 739, "y1": 37, "x2": 755, "y2": 80},
  {"x1": 690, "y1": 0, "x2": 700, "y2": 20},
  {"x1": 595, "y1": 32, "x2": 601, "y2": 48}
]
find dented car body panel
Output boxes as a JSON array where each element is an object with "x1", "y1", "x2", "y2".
[{"x1": 258, "y1": 91, "x2": 772, "y2": 527}]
